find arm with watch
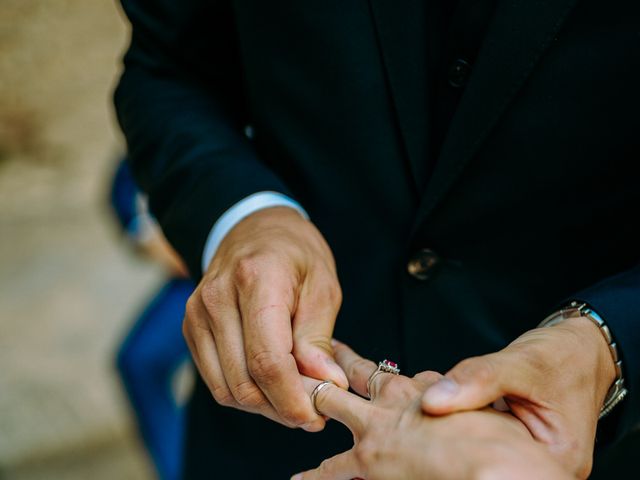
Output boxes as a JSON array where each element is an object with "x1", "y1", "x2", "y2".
[{"x1": 420, "y1": 269, "x2": 639, "y2": 479}]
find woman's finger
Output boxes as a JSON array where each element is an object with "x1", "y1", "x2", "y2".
[
  {"x1": 331, "y1": 340, "x2": 377, "y2": 397},
  {"x1": 413, "y1": 370, "x2": 444, "y2": 389},
  {"x1": 290, "y1": 449, "x2": 362, "y2": 480},
  {"x1": 367, "y1": 369, "x2": 403, "y2": 401},
  {"x1": 303, "y1": 377, "x2": 372, "y2": 436}
]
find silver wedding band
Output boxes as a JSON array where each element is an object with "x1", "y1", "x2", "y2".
[{"x1": 310, "y1": 380, "x2": 335, "y2": 415}]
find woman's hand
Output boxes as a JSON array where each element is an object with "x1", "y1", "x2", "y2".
[{"x1": 294, "y1": 341, "x2": 570, "y2": 480}]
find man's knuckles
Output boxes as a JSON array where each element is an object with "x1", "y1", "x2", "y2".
[
  {"x1": 211, "y1": 381, "x2": 271, "y2": 414},
  {"x1": 231, "y1": 379, "x2": 267, "y2": 409},
  {"x1": 210, "y1": 383, "x2": 237, "y2": 407},
  {"x1": 199, "y1": 278, "x2": 231, "y2": 313},
  {"x1": 184, "y1": 295, "x2": 200, "y2": 320},
  {"x1": 183, "y1": 298, "x2": 213, "y2": 335},
  {"x1": 311, "y1": 279, "x2": 342, "y2": 309},
  {"x1": 234, "y1": 254, "x2": 269, "y2": 287},
  {"x1": 247, "y1": 350, "x2": 288, "y2": 385}
]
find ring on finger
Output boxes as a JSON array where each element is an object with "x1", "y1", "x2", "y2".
[
  {"x1": 366, "y1": 359, "x2": 400, "y2": 399},
  {"x1": 310, "y1": 380, "x2": 335, "y2": 415}
]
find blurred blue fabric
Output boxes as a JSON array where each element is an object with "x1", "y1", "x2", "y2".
[
  {"x1": 110, "y1": 159, "x2": 194, "y2": 480},
  {"x1": 117, "y1": 278, "x2": 193, "y2": 480}
]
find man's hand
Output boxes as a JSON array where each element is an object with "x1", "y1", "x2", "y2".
[
  {"x1": 183, "y1": 207, "x2": 348, "y2": 432},
  {"x1": 421, "y1": 317, "x2": 616, "y2": 479}
]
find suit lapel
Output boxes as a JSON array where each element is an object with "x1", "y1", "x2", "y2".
[
  {"x1": 414, "y1": 0, "x2": 580, "y2": 226},
  {"x1": 368, "y1": 0, "x2": 430, "y2": 191}
]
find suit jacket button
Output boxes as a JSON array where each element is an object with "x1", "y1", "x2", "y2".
[
  {"x1": 448, "y1": 58, "x2": 472, "y2": 88},
  {"x1": 407, "y1": 249, "x2": 441, "y2": 281}
]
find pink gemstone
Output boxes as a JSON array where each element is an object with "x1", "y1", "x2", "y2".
[{"x1": 387, "y1": 361, "x2": 397, "y2": 368}]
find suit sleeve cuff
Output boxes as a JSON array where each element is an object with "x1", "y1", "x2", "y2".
[
  {"x1": 201, "y1": 191, "x2": 308, "y2": 273},
  {"x1": 569, "y1": 265, "x2": 640, "y2": 444}
]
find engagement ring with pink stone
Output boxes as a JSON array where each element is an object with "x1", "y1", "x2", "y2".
[{"x1": 366, "y1": 359, "x2": 400, "y2": 399}]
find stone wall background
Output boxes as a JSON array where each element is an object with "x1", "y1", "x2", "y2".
[{"x1": 0, "y1": 1, "x2": 162, "y2": 478}]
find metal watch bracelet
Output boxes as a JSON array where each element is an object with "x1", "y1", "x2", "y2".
[{"x1": 538, "y1": 301, "x2": 628, "y2": 419}]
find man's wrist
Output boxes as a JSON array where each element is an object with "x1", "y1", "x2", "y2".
[
  {"x1": 538, "y1": 302, "x2": 628, "y2": 418},
  {"x1": 561, "y1": 316, "x2": 617, "y2": 396},
  {"x1": 201, "y1": 192, "x2": 308, "y2": 272}
]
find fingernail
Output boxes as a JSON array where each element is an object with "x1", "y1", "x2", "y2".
[
  {"x1": 301, "y1": 419, "x2": 323, "y2": 432},
  {"x1": 423, "y1": 379, "x2": 459, "y2": 406},
  {"x1": 330, "y1": 338, "x2": 339, "y2": 347},
  {"x1": 290, "y1": 474, "x2": 302, "y2": 480},
  {"x1": 326, "y1": 358, "x2": 349, "y2": 388}
]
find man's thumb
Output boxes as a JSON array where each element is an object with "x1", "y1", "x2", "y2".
[
  {"x1": 295, "y1": 336, "x2": 348, "y2": 389},
  {"x1": 421, "y1": 355, "x2": 505, "y2": 415},
  {"x1": 291, "y1": 290, "x2": 348, "y2": 389}
]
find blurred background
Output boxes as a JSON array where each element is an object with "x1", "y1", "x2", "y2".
[{"x1": 0, "y1": 1, "x2": 168, "y2": 478}]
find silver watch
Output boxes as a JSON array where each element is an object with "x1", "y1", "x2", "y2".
[{"x1": 538, "y1": 301, "x2": 628, "y2": 419}]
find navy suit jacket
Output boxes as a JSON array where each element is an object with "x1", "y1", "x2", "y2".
[{"x1": 115, "y1": 0, "x2": 640, "y2": 477}]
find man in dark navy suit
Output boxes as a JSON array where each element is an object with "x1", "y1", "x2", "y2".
[{"x1": 115, "y1": 0, "x2": 640, "y2": 478}]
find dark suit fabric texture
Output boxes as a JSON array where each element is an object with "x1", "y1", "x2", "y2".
[{"x1": 114, "y1": 0, "x2": 640, "y2": 478}]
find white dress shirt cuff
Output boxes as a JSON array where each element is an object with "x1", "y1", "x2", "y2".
[{"x1": 201, "y1": 191, "x2": 308, "y2": 273}]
